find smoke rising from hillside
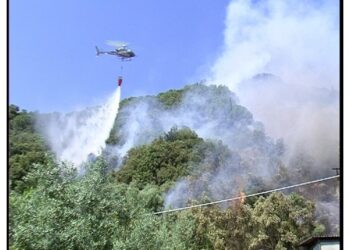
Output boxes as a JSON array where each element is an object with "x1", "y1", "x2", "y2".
[
  {"x1": 199, "y1": 0, "x2": 339, "y2": 230},
  {"x1": 110, "y1": 85, "x2": 287, "y2": 207},
  {"x1": 38, "y1": 87, "x2": 121, "y2": 167},
  {"x1": 110, "y1": 86, "x2": 271, "y2": 166},
  {"x1": 211, "y1": 0, "x2": 338, "y2": 89},
  {"x1": 209, "y1": 0, "x2": 339, "y2": 172},
  {"x1": 111, "y1": 0, "x2": 339, "y2": 205},
  {"x1": 33, "y1": 0, "x2": 338, "y2": 230}
]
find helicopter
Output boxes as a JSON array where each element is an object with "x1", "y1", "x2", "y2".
[
  {"x1": 95, "y1": 41, "x2": 135, "y2": 87},
  {"x1": 95, "y1": 41, "x2": 135, "y2": 60}
]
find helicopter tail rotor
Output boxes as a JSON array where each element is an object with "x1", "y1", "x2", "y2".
[
  {"x1": 95, "y1": 46, "x2": 105, "y2": 56},
  {"x1": 95, "y1": 46, "x2": 102, "y2": 56}
]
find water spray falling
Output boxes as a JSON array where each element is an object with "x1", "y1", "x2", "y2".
[{"x1": 39, "y1": 87, "x2": 121, "y2": 167}]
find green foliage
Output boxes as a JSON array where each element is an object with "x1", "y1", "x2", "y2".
[
  {"x1": 9, "y1": 84, "x2": 330, "y2": 249},
  {"x1": 11, "y1": 160, "x2": 323, "y2": 250},
  {"x1": 183, "y1": 192, "x2": 323, "y2": 250},
  {"x1": 157, "y1": 89, "x2": 184, "y2": 108},
  {"x1": 154, "y1": 213, "x2": 197, "y2": 250},
  {"x1": 9, "y1": 105, "x2": 50, "y2": 192},
  {"x1": 9, "y1": 158, "x2": 163, "y2": 250},
  {"x1": 106, "y1": 83, "x2": 254, "y2": 146},
  {"x1": 10, "y1": 157, "x2": 201, "y2": 250},
  {"x1": 249, "y1": 193, "x2": 316, "y2": 249},
  {"x1": 9, "y1": 104, "x2": 20, "y2": 120},
  {"x1": 9, "y1": 106, "x2": 32, "y2": 134},
  {"x1": 116, "y1": 127, "x2": 204, "y2": 187}
]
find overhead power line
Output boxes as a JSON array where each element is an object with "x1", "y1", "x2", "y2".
[{"x1": 153, "y1": 175, "x2": 340, "y2": 215}]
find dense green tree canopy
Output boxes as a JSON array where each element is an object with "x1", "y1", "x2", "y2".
[
  {"x1": 9, "y1": 84, "x2": 336, "y2": 249},
  {"x1": 10, "y1": 157, "x2": 323, "y2": 250},
  {"x1": 9, "y1": 105, "x2": 50, "y2": 192},
  {"x1": 116, "y1": 127, "x2": 204, "y2": 187}
]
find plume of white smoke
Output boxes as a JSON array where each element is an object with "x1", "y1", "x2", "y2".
[
  {"x1": 211, "y1": 0, "x2": 339, "y2": 90},
  {"x1": 202, "y1": 0, "x2": 339, "y2": 231},
  {"x1": 38, "y1": 87, "x2": 121, "y2": 167},
  {"x1": 208, "y1": 0, "x2": 339, "y2": 172},
  {"x1": 137, "y1": 0, "x2": 338, "y2": 219},
  {"x1": 111, "y1": 85, "x2": 283, "y2": 208},
  {"x1": 104, "y1": 0, "x2": 339, "y2": 230},
  {"x1": 111, "y1": 86, "x2": 266, "y2": 166}
]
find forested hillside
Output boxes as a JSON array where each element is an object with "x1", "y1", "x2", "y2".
[
  {"x1": 9, "y1": 105, "x2": 51, "y2": 192},
  {"x1": 9, "y1": 84, "x2": 338, "y2": 249}
]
